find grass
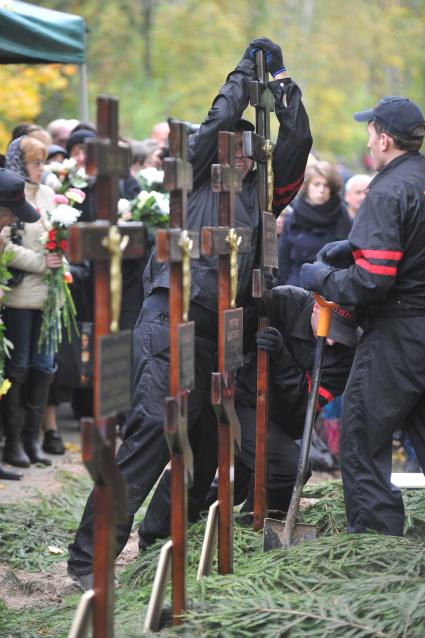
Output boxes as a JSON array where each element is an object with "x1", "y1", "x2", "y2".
[{"x1": 1, "y1": 474, "x2": 425, "y2": 637}]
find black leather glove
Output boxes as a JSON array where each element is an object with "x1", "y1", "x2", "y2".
[
  {"x1": 242, "y1": 43, "x2": 257, "y2": 61},
  {"x1": 262, "y1": 269, "x2": 274, "y2": 291},
  {"x1": 300, "y1": 261, "x2": 333, "y2": 292},
  {"x1": 249, "y1": 37, "x2": 285, "y2": 77},
  {"x1": 256, "y1": 326, "x2": 284, "y2": 361},
  {"x1": 317, "y1": 240, "x2": 354, "y2": 269}
]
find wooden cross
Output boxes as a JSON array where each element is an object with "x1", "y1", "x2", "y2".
[
  {"x1": 67, "y1": 95, "x2": 146, "y2": 638},
  {"x1": 243, "y1": 52, "x2": 278, "y2": 532},
  {"x1": 145, "y1": 120, "x2": 199, "y2": 629},
  {"x1": 201, "y1": 131, "x2": 252, "y2": 575}
]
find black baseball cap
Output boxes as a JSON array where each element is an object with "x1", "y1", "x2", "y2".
[
  {"x1": 353, "y1": 96, "x2": 425, "y2": 139},
  {"x1": 0, "y1": 168, "x2": 40, "y2": 223},
  {"x1": 329, "y1": 305, "x2": 358, "y2": 347},
  {"x1": 235, "y1": 118, "x2": 255, "y2": 132}
]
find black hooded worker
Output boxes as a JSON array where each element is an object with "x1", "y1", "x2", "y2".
[
  {"x1": 300, "y1": 96, "x2": 425, "y2": 536},
  {"x1": 139, "y1": 285, "x2": 358, "y2": 546},
  {"x1": 68, "y1": 37, "x2": 312, "y2": 588}
]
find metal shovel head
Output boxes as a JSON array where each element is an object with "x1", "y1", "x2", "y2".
[{"x1": 263, "y1": 517, "x2": 317, "y2": 552}]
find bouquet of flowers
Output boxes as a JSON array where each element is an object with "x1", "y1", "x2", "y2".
[
  {"x1": 44, "y1": 158, "x2": 89, "y2": 194},
  {"x1": 117, "y1": 167, "x2": 170, "y2": 230},
  {"x1": 0, "y1": 249, "x2": 15, "y2": 398},
  {"x1": 38, "y1": 195, "x2": 84, "y2": 355}
]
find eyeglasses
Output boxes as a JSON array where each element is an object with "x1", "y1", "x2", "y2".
[{"x1": 26, "y1": 160, "x2": 45, "y2": 168}]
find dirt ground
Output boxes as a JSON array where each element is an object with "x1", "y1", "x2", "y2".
[{"x1": 0, "y1": 403, "x2": 338, "y2": 612}]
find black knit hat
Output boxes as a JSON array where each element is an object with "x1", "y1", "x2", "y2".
[{"x1": 66, "y1": 128, "x2": 96, "y2": 153}]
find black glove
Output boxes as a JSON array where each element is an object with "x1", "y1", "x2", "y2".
[
  {"x1": 256, "y1": 326, "x2": 284, "y2": 361},
  {"x1": 242, "y1": 43, "x2": 257, "y2": 61},
  {"x1": 299, "y1": 261, "x2": 333, "y2": 292},
  {"x1": 317, "y1": 240, "x2": 354, "y2": 269},
  {"x1": 262, "y1": 269, "x2": 274, "y2": 291},
  {"x1": 249, "y1": 37, "x2": 285, "y2": 77}
]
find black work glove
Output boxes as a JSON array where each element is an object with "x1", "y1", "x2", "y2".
[
  {"x1": 256, "y1": 326, "x2": 284, "y2": 361},
  {"x1": 300, "y1": 261, "x2": 334, "y2": 292},
  {"x1": 317, "y1": 240, "x2": 354, "y2": 269},
  {"x1": 262, "y1": 269, "x2": 274, "y2": 291},
  {"x1": 249, "y1": 37, "x2": 285, "y2": 77}
]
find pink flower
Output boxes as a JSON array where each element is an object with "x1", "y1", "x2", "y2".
[
  {"x1": 66, "y1": 188, "x2": 86, "y2": 204},
  {"x1": 53, "y1": 194, "x2": 69, "y2": 205}
]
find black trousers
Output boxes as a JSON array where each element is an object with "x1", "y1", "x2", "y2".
[
  {"x1": 341, "y1": 315, "x2": 425, "y2": 536},
  {"x1": 139, "y1": 403, "x2": 303, "y2": 546},
  {"x1": 68, "y1": 303, "x2": 218, "y2": 575}
]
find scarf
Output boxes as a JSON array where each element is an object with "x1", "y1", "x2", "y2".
[
  {"x1": 5, "y1": 137, "x2": 34, "y2": 183},
  {"x1": 291, "y1": 194, "x2": 344, "y2": 229}
]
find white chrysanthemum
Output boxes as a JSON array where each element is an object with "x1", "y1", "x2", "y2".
[
  {"x1": 45, "y1": 172, "x2": 62, "y2": 192},
  {"x1": 137, "y1": 190, "x2": 151, "y2": 207},
  {"x1": 44, "y1": 161, "x2": 64, "y2": 174},
  {"x1": 152, "y1": 191, "x2": 170, "y2": 215},
  {"x1": 49, "y1": 204, "x2": 82, "y2": 227},
  {"x1": 139, "y1": 167, "x2": 164, "y2": 187},
  {"x1": 118, "y1": 198, "x2": 131, "y2": 215},
  {"x1": 62, "y1": 158, "x2": 77, "y2": 172}
]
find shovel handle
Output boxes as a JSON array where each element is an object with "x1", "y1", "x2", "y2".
[{"x1": 314, "y1": 293, "x2": 336, "y2": 338}]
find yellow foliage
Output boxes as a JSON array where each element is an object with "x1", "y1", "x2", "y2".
[{"x1": 0, "y1": 64, "x2": 71, "y2": 152}]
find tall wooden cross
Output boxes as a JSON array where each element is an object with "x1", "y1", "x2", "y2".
[
  {"x1": 200, "y1": 131, "x2": 252, "y2": 575},
  {"x1": 243, "y1": 51, "x2": 279, "y2": 532},
  {"x1": 144, "y1": 121, "x2": 199, "y2": 630},
  {"x1": 67, "y1": 95, "x2": 146, "y2": 638}
]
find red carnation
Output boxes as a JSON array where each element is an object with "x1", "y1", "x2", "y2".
[
  {"x1": 59, "y1": 239, "x2": 67, "y2": 252},
  {"x1": 46, "y1": 240, "x2": 56, "y2": 251},
  {"x1": 48, "y1": 229, "x2": 56, "y2": 241}
]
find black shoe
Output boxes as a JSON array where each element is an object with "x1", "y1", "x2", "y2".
[
  {"x1": 42, "y1": 430, "x2": 65, "y2": 455},
  {"x1": 0, "y1": 463, "x2": 23, "y2": 480},
  {"x1": 3, "y1": 439, "x2": 31, "y2": 468},
  {"x1": 23, "y1": 439, "x2": 52, "y2": 466},
  {"x1": 67, "y1": 567, "x2": 93, "y2": 592}
]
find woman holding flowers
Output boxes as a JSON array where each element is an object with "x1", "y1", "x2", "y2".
[{"x1": 1, "y1": 136, "x2": 62, "y2": 468}]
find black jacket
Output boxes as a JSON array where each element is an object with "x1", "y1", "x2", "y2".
[
  {"x1": 279, "y1": 194, "x2": 352, "y2": 286},
  {"x1": 315, "y1": 152, "x2": 425, "y2": 316},
  {"x1": 236, "y1": 286, "x2": 356, "y2": 439},
  {"x1": 143, "y1": 59, "x2": 312, "y2": 312}
]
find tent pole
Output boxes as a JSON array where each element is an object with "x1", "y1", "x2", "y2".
[{"x1": 79, "y1": 64, "x2": 89, "y2": 122}]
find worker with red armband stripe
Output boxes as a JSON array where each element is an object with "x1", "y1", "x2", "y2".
[{"x1": 300, "y1": 96, "x2": 425, "y2": 536}]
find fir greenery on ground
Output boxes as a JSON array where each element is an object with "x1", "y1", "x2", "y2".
[{"x1": 1, "y1": 474, "x2": 425, "y2": 637}]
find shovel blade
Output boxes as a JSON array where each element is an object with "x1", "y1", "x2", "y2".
[{"x1": 263, "y1": 517, "x2": 317, "y2": 551}]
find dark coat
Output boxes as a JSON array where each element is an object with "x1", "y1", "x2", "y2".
[
  {"x1": 278, "y1": 194, "x2": 352, "y2": 287},
  {"x1": 143, "y1": 59, "x2": 313, "y2": 312}
]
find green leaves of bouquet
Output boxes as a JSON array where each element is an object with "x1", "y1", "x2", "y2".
[{"x1": 118, "y1": 167, "x2": 170, "y2": 230}]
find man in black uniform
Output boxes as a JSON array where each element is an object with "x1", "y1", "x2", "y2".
[
  {"x1": 68, "y1": 38, "x2": 312, "y2": 585},
  {"x1": 139, "y1": 285, "x2": 357, "y2": 546},
  {"x1": 300, "y1": 96, "x2": 425, "y2": 536}
]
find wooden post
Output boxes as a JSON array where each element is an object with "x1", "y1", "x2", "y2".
[
  {"x1": 145, "y1": 121, "x2": 199, "y2": 630},
  {"x1": 67, "y1": 95, "x2": 146, "y2": 638},
  {"x1": 243, "y1": 51, "x2": 279, "y2": 532},
  {"x1": 199, "y1": 131, "x2": 252, "y2": 575}
]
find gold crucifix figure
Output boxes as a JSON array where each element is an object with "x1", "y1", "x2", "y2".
[{"x1": 102, "y1": 225, "x2": 129, "y2": 333}]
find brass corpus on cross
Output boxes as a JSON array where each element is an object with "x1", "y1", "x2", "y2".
[
  {"x1": 178, "y1": 229, "x2": 193, "y2": 323},
  {"x1": 101, "y1": 225, "x2": 129, "y2": 333}
]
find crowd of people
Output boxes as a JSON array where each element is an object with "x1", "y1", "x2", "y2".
[{"x1": 1, "y1": 37, "x2": 424, "y2": 592}]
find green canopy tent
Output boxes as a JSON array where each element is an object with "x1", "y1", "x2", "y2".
[{"x1": 0, "y1": 0, "x2": 89, "y2": 120}]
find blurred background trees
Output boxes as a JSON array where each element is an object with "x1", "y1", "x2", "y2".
[{"x1": 1, "y1": 0, "x2": 424, "y2": 166}]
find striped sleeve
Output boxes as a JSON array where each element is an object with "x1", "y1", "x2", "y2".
[{"x1": 317, "y1": 190, "x2": 403, "y2": 306}]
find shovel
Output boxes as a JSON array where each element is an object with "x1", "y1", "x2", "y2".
[{"x1": 263, "y1": 293, "x2": 336, "y2": 551}]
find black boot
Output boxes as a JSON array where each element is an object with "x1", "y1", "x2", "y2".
[
  {"x1": 22, "y1": 368, "x2": 55, "y2": 466},
  {"x1": 2, "y1": 367, "x2": 31, "y2": 468},
  {"x1": 0, "y1": 439, "x2": 23, "y2": 480}
]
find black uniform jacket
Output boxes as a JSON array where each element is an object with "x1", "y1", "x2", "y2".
[
  {"x1": 144, "y1": 59, "x2": 312, "y2": 312},
  {"x1": 315, "y1": 152, "x2": 425, "y2": 316},
  {"x1": 236, "y1": 286, "x2": 356, "y2": 439}
]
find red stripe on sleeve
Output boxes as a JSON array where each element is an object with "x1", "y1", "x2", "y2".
[
  {"x1": 355, "y1": 258, "x2": 398, "y2": 276},
  {"x1": 273, "y1": 173, "x2": 305, "y2": 195},
  {"x1": 353, "y1": 249, "x2": 403, "y2": 261}
]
